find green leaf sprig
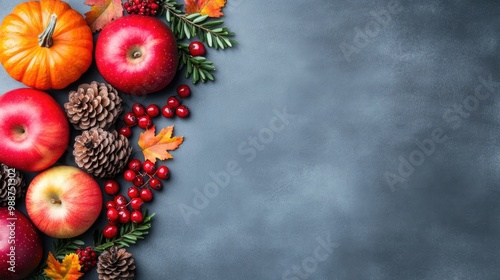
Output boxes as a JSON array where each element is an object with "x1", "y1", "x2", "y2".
[
  {"x1": 178, "y1": 42, "x2": 215, "y2": 83},
  {"x1": 162, "y1": 0, "x2": 237, "y2": 49},
  {"x1": 93, "y1": 212, "x2": 155, "y2": 252},
  {"x1": 53, "y1": 238, "x2": 86, "y2": 260},
  {"x1": 161, "y1": 0, "x2": 237, "y2": 83}
]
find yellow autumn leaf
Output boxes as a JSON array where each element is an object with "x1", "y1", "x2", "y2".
[
  {"x1": 44, "y1": 252, "x2": 83, "y2": 280},
  {"x1": 138, "y1": 126, "x2": 184, "y2": 163},
  {"x1": 185, "y1": 0, "x2": 226, "y2": 18}
]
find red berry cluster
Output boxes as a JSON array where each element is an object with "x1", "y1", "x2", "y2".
[
  {"x1": 102, "y1": 158, "x2": 170, "y2": 239},
  {"x1": 124, "y1": 0, "x2": 161, "y2": 16},
  {"x1": 119, "y1": 84, "x2": 192, "y2": 138},
  {"x1": 162, "y1": 95, "x2": 190, "y2": 119},
  {"x1": 76, "y1": 246, "x2": 98, "y2": 272}
]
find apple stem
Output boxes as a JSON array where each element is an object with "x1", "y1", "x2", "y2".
[
  {"x1": 133, "y1": 51, "x2": 142, "y2": 58},
  {"x1": 39, "y1": 14, "x2": 57, "y2": 48},
  {"x1": 50, "y1": 198, "x2": 62, "y2": 205}
]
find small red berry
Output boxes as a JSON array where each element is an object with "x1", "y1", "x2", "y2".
[
  {"x1": 132, "y1": 103, "x2": 146, "y2": 117},
  {"x1": 140, "y1": 188, "x2": 153, "y2": 202},
  {"x1": 156, "y1": 165, "x2": 170, "y2": 179},
  {"x1": 131, "y1": 211, "x2": 144, "y2": 223},
  {"x1": 142, "y1": 160, "x2": 156, "y2": 175},
  {"x1": 119, "y1": 126, "x2": 132, "y2": 138},
  {"x1": 103, "y1": 225, "x2": 118, "y2": 239},
  {"x1": 146, "y1": 104, "x2": 161, "y2": 118},
  {"x1": 176, "y1": 84, "x2": 191, "y2": 98},
  {"x1": 124, "y1": 112, "x2": 137, "y2": 126},
  {"x1": 176, "y1": 105, "x2": 190, "y2": 118},
  {"x1": 149, "y1": 178, "x2": 162, "y2": 190},
  {"x1": 114, "y1": 195, "x2": 128, "y2": 207},
  {"x1": 104, "y1": 180, "x2": 120, "y2": 195},
  {"x1": 127, "y1": 159, "x2": 142, "y2": 172},
  {"x1": 162, "y1": 105, "x2": 175, "y2": 118},
  {"x1": 107, "y1": 208, "x2": 119, "y2": 221},
  {"x1": 133, "y1": 175, "x2": 145, "y2": 187},
  {"x1": 119, "y1": 209, "x2": 131, "y2": 224},
  {"x1": 123, "y1": 169, "x2": 136, "y2": 181},
  {"x1": 189, "y1": 41, "x2": 206, "y2": 57},
  {"x1": 105, "y1": 200, "x2": 116, "y2": 209},
  {"x1": 137, "y1": 115, "x2": 153, "y2": 129},
  {"x1": 127, "y1": 186, "x2": 140, "y2": 198},
  {"x1": 130, "y1": 197, "x2": 144, "y2": 210},
  {"x1": 167, "y1": 96, "x2": 181, "y2": 109}
]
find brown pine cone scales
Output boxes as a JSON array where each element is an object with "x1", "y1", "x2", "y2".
[
  {"x1": 0, "y1": 163, "x2": 26, "y2": 206},
  {"x1": 74, "y1": 128, "x2": 132, "y2": 178},
  {"x1": 64, "y1": 81, "x2": 123, "y2": 130},
  {"x1": 97, "y1": 246, "x2": 136, "y2": 280}
]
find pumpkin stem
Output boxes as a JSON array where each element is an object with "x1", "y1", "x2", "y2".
[{"x1": 38, "y1": 14, "x2": 57, "y2": 48}]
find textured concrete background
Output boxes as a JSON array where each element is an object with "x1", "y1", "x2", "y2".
[{"x1": 1, "y1": 0, "x2": 500, "y2": 279}]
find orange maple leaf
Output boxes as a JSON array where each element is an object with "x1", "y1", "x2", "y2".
[
  {"x1": 44, "y1": 252, "x2": 83, "y2": 280},
  {"x1": 185, "y1": 0, "x2": 226, "y2": 18},
  {"x1": 138, "y1": 126, "x2": 184, "y2": 163},
  {"x1": 84, "y1": 0, "x2": 123, "y2": 32}
]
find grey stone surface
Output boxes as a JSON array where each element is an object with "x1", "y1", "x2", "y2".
[{"x1": 0, "y1": 0, "x2": 499, "y2": 279}]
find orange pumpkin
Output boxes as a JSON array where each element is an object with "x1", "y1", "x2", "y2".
[{"x1": 0, "y1": 0, "x2": 93, "y2": 90}]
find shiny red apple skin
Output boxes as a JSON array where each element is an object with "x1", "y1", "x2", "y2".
[
  {"x1": 0, "y1": 208, "x2": 43, "y2": 280},
  {"x1": 26, "y1": 166, "x2": 103, "y2": 238},
  {"x1": 0, "y1": 88, "x2": 69, "y2": 172},
  {"x1": 95, "y1": 15, "x2": 179, "y2": 95}
]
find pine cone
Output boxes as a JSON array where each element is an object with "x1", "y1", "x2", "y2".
[
  {"x1": 0, "y1": 164, "x2": 26, "y2": 207},
  {"x1": 73, "y1": 128, "x2": 132, "y2": 178},
  {"x1": 97, "y1": 246, "x2": 136, "y2": 280},
  {"x1": 64, "y1": 81, "x2": 123, "y2": 131}
]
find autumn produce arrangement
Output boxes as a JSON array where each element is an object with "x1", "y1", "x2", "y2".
[{"x1": 0, "y1": 0, "x2": 237, "y2": 279}]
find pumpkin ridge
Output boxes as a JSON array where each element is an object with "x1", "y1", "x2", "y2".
[
  {"x1": 2, "y1": 49, "x2": 37, "y2": 81},
  {"x1": 26, "y1": 49, "x2": 50, "y2": 89},
  {"x1": 46, "y1": 50, "x2": 60, "y2": 90},
  {"x1": 53, "y1": 26, "x2": 93, "y2": 43},
  {"x1": 40, "y1": 0, "x2": 71, "y2": 26},
  {"x1": 1, "y1": 36, "x2": 37, "y2": 57},
  {"x1": 52, "y1": 10, "x2": 89, "y2": 36},
  {"x1": 1, "y1": 14, "x2": 40, "y2": 38},
  {"x1": 11, "y1": 2, "x2": 43, "y2": 33}
]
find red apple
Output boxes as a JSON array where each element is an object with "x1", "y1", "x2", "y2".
[
  {"x1": 95, "y1": 15, "x2": 179, "y2": 95},
  {"x1": 0, "y1": 208, "x2": 43, "y2": 280},
  {"x1": 0, "y1": 88, "x2": 69, "y2": 172},
  {"x1": 26, "y1": 165, "x2": 103, "y2": 238}
]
